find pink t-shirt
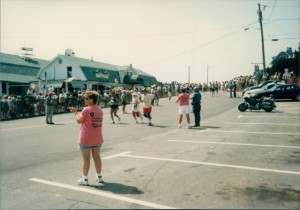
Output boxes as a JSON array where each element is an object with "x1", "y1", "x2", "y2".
[
  {"x1": 177, "y1": 93, "x2": 190, "y2": 106},
  {"x1": 79, "y1": 105, "x2": 104, "y2": 146}
]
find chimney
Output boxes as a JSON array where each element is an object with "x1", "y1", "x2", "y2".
[{"x1": 286, "y1": 47, "x2": 293, "y2": 56}]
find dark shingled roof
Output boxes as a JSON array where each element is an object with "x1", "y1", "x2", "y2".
[
  {"x1": 61, "y1": 55, "x2": 118, "y2": 71},
  {"x1": 0, "y1": 53, "x2": 49, "y2": 68},
  {"x1": 0, "y1": 53, "x2": 49, "y2": 83}
]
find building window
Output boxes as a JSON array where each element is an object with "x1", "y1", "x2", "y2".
[
  {"x1": 67, "y1": 66, "x2": 72, "y2": 78},
  {"x1": 2, "y1": 83, "x2": 6, "y2": 93}
]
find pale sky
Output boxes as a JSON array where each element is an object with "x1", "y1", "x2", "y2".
[{"x1": 1, "y1": 0, "x2": 299, "y2": 83}]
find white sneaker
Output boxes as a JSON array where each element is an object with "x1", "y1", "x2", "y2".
[
  {"x1": 118, "y1": 117, "x2": 121, "y2": 122},
  {"x1": 96, "y1": 175, "x2": 104, "y2": 184},
  {"x1": 187, "y1": 125, "x2": 192, "y2": 129},
  {"x1": 178, "y1": 124, "x2": 181, "y2": 129},
  {"x1": 78, "y1": 177, "x2": 89, "y2": 186}
]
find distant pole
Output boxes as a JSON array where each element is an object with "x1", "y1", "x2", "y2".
[
  {"x1": 206, "y1": 63, "x2": 209, "y2": 84},
  {"x1": 188, "y1": 66, "x2": 190, "y2": 84},
  {"x1": 258, "y1": 3, "x2": 266, "y2": 72},
  {"x1": 44, "y1": 72, "x2": 48, "y2": 95}
]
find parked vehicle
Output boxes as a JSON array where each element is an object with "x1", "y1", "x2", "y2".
[
  {"x1": 246, "y1": 84, "x2": 300, "y2": 101},
  {"x1": 238, "y1": 95, "x2": 276, "y2": 112},
  {"x1": 242, "y1": 80, "x2": 283, "y2": 95},
  {"x1": 244, "y1": 82, "x2": 285, "y2": 96}
]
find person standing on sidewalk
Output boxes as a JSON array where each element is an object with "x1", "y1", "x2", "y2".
[
  {"x1": 141, "y1": 88, "x2": 154, "y2": 126},
  {"x1": 233, "y1": 81, "x2": 237, "y2": 98},
  {"x1": 109, "y1": 90, "x2": 121, "y2": 124},
  {"x1": 121, "y1": 90, "x2": 127, "y2": 114},
  {"x1": 229, "y1": 81, "x2": 234, "y2": 98},
  {"x1": 45, "y1": 92, "x2": 55, "y2": 124},
  {"x1": 176, "y1": 87, "x2": 191, "y2": 129},
  {"x1": 69, "y1": 91, "x2": 104, "y2": 186},
  {"x1": 190, "y1": 87, "x2": 202, "y2": 127}
]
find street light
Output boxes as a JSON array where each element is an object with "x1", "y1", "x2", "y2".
[{"x1": 244, "y1": 27, "x2": 260, "y2": 31}]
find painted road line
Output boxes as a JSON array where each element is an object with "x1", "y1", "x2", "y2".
[
  {"x1": 277, "y1": 108, "x2": 300, "y2": 110},
  {"x1": 237, "y1": 115, "x2": 300, "y2": 119},
  {"x1": 224, "y1": 122, "x2": 300, "y2": 126},
  {"x1": 29, "y1": 178, "x2": 176, "y2": 209},
  {"x1": 120, "y1": 154, "x2": 300, "y2": 175},
  {"x1": 1, "y1": 124, "x2": 47, "y2": 132},
  {"x1": 1, "y1": 115, "x2": 112, "y2": 132},
  {"x1": 103, "y1": 151, "x2": 133, "y2": 160},
  {"x1": 1, "y1": 121, "x2": 77, "y2": 131},
  {"x1": 167, "y1": 140, "x2": 300, "y2": 149},
  {"x1": 196, "y1": 130, "x2": 300, "y2": 135}
]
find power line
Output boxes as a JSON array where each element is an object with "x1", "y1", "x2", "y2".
[
  {"x1": 267, "y1": 33, "x2": 300, "y2": 37},
  {"x1": 139, "y1": 20, "x2": 258, "y2": 69},
  {"x1": 267, "y1": 0, "x2": 277, "y2": 21}
]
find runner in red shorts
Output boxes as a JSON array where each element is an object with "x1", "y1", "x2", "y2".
[{"x1": 141, "y1": 88, "x2": 154, "y2": 126}]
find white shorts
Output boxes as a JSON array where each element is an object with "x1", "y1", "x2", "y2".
[{"x1": 178, "y1": 105, "x2": 190, "y2": 115}]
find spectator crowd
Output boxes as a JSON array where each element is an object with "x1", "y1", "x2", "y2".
[{"x1": 1, "y1": 71, "x2": 298, "y2": 121}]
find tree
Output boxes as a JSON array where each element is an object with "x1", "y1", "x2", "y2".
[{"x1": 268, "y1": 47, "x2": 299, "y2": 77}]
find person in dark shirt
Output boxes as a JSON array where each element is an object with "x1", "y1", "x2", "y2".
[{"x1": 190, "y1": 87, "x2": 202, "y2": 127}]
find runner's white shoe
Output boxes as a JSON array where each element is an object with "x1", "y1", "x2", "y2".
[
  {"x1": 96, "y1": 175, "x2": 104, "y2": 184},
  {"x1": 78, "y1": 177, "x2": 88, "y2": 186}
]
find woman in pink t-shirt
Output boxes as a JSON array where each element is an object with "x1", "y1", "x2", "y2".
[
  {"x1": 176, "y1": 88, "x2": 191, "y2": 129},
  {"x1": 69, "y1": 91, "x2": 104, "y2": 186}
]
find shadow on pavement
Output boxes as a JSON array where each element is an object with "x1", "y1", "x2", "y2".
[
  {"x1": 90, "y1": 182, "x2": 144, "y2": 195},
  {"x1": 149, "y1": 125, "x2": 169, "y2": 128},
  {"x1": 200, "y1": 125, "x2": 221, "y2": 129}
]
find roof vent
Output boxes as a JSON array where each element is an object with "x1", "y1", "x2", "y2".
[{"x1": 65, "y1": 49, "x2": 75, "y2": 56}]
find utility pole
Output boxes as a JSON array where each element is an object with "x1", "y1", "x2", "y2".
[
  {"x1": 188, "y1": 66, "x2": 190, "y2": 84},
  {"x1": 258, "y1": 3, "x2": 266, "y2": 72},
  {"x1": 44, "y1": 72, "x2": 48, "y2": 95},
  {"x1": 206, "y1": 63, "x2": 209, "y2": 84}
]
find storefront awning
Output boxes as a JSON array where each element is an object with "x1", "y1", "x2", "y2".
[
  {"x1": 71, "y1": 80, "x2": 85, "y2": 89},
  {"x1": 46, "y1": 80, "x2": 63, "y2": 88}
]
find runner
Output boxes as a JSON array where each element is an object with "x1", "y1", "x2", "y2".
[
  {"x1": 131, "y1": 92, "x2": 143, "y2": 123},
  {"x1": 141, "y1": 88, "x2": 154, "y2": 126}
]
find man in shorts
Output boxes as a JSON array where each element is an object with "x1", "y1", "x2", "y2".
[{"x1": 141, "y1": 88, "x2": 154, "y2": 126}]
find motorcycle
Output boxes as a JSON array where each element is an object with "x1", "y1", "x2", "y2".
[{"x1": 238, "y1": 95, "x2": 276, "y2": 112}]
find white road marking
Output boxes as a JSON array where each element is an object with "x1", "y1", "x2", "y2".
[
  {"x1": 196, "y1": 130, "x2": 300, "y2": 135},
  {"x1": 103, "y1": 151, "x2": 132, "y2": 160},
  {"x1": 1, "y1": 115, "x2": 112, "y2": 132},
  {"x1": 278, "y1": 108, "x2": 300, "y2": 110},
  {"x1": 1, "y1": 124, "x2": 47, "y2": 132},
  {"x1": 29, "y1": 178, "x2": 176, "y2": 209},
  {"x1": 121, "y1": 154, "x2": 300, "y2": 175},
  {"x1": 237, "y1": 115, "x2": 300, "y2": 118},
  {"x1": 195, "y1": 130, "x2": 208, "y2": 133},
  {"x1": 224, "y1": 122, "x2": 300, "y2": 126},
  {"x1": 237, "y1": 115, "x2": 243, "y2": 119},
  {"x1": 167, "y1": 140, "x2": 300, "y2": 149}
]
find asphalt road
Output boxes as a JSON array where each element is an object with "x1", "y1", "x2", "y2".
[{"x1": 1, "y1": 92, "x2": 300, "y2": 209}]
